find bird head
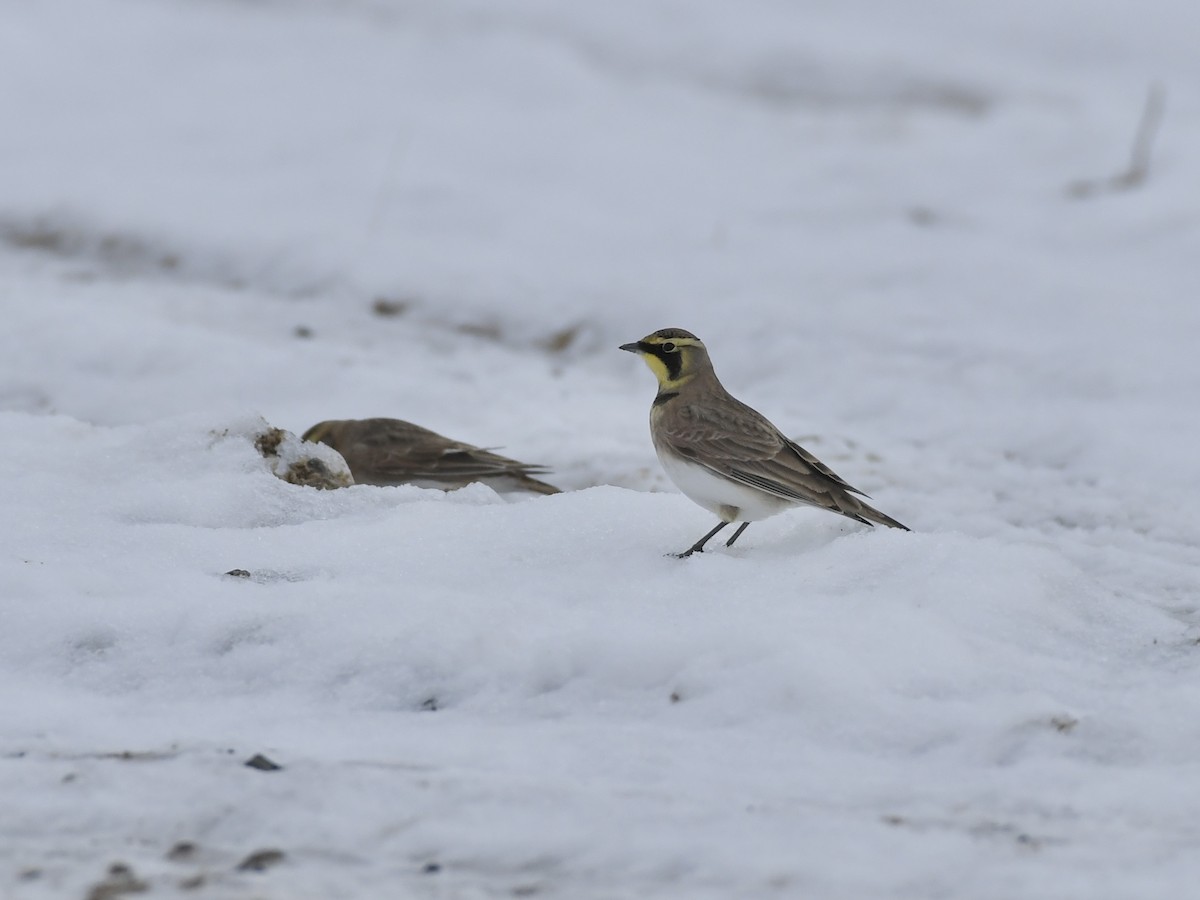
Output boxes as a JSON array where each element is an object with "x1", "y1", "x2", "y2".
[{"x1": 619, "y1": 328, "x2": 711, "y2": 390}]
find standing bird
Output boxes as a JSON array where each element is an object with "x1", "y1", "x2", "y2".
[
  {"x1": 302, "y1": 418, "x2": 561, "y2": 495},
  {"x1": 620, "y1": 329, "x2": 908, "y2": 556}
]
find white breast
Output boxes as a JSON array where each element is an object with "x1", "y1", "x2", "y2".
[{"x1": 656, "y1": 446, "x2": 792, "y2": 523}]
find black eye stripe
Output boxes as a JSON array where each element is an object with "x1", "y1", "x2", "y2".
[{"x1": 650, "y1": 341, "x2": 683, "y2": 380}]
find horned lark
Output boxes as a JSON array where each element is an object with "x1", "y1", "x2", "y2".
[
  {"x1": 621, "y1": 329, "x2": 908, "y2": 556},
  {"x1": 302, "y1": 418, "x2": 561, "y2": 495}
]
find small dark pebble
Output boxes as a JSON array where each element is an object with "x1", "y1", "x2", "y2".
[
  {"x1": 236, "y1": 848, "x2": 286, "y2": 872},
  {"x1": 18, "y1": 868, "x2": 42, "y2": 881},
  {"x1": 420, "y1": 697, "x2": 439, "y2": 712},
  {"x1": 244, "y1": 753, "x2": 282, "y2": 771},
  {"x1": 372, "y1": 297, "x2": 410, "y2": 317},
  {"x1": 669, "y1": 691, "x2": 681, "y2": 704},
  {"x1": 294, "y1": 325, "x2": 313, "y2": 339},
  {"x1": 225, "y1": 569, "x2": 252, "y2": 578},
  {"x1": 422, "y1": 862, "x2": 441, "y2": 875},
  {"x1": 167, "y1": 841, "x2": 197, "y2": 862},
  {"x1": 62, "y1": 772, "x2": 77, "y2": 783},
  {"x1": 1050, "y1": 715, "x2": 1079, "y2": 734}
]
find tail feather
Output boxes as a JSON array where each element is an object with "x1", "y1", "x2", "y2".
[
  {"x1": 849, "y1": 496, "x2": 909, "y2": 531},
  {"x1": 513, "y1": 474, "x2": 562, "y2": 495}
]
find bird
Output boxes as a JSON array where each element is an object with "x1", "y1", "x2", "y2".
[
  {"x1": 620, "y1": 328, "x2": 908, "y2": 556},
  {"x1": 301, "y1": 418, "x2": 561, "y2": 495}
]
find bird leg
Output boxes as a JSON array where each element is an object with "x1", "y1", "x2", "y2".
[
  {"x1": 724, "y1": 522, "x2": 751, "y2": 548},
  {"x1": 674, "y1": 521, "x2": 729, "y2": 558}
]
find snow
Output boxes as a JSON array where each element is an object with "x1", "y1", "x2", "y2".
[{"x1": 2, "y1": 0, "x2": 1200, "y2": 896}]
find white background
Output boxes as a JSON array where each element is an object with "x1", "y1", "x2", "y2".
[{"x1": 2, "y1": 1, "x2": 1199, "y2": 896}]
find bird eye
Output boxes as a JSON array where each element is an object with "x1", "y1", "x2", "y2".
[{"x1": 661, "y1": 341, "x2": 676, "y2": 353}]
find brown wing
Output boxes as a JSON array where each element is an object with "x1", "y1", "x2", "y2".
[
  {"x1": 345, "y1": 419, "x2": 556, "y2": 488},
  {"x1": 658, "y1": 396, "x2": 907, "y2": 528},
  {"x1": 779, "y1": 436, "x2": 864, "y2": 496},
  {"x1": 660, "y1": 395, "x2": 858, "y2": 486}
]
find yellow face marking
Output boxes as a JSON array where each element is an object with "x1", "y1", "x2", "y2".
[{"x1": 640, "y1": 352, "x2": 672, "y2": 385}]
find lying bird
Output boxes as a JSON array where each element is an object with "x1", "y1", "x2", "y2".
[
  {"x1": 620, "y1": 328, "x2": 908, "y2": 556},
  {"x1": 302, "y1": 418, "x2": 561, "y2": 495}
]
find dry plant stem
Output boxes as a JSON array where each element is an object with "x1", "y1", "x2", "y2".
[{"x1": 1067, "y1": 82, "x2": 1166, "y2": 198}]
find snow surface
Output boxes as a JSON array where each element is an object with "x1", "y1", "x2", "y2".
[{"x1": 3, "y1": 0, "x2": 1200, "y2": 897}]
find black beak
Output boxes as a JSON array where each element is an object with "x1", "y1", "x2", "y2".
[{"x1": 619, "y1": 342, "x2": 642, "y2": 353}]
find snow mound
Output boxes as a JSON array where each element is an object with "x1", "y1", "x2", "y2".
[{"x1": 245, "y1": 420, "x2": 355, "y2": 490}]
